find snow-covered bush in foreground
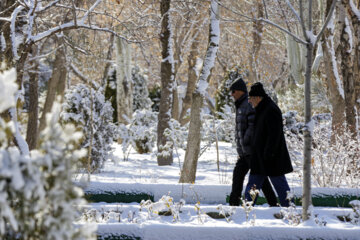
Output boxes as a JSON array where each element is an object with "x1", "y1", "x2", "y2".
[
  {"x1": 62, "y1": 83, "x2": 117, "y2": 172},
  {"x1": 0, "y1": 69, "x2": 95, "y2": 239}
]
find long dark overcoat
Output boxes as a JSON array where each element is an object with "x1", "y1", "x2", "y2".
[{"x1": 250, "y1": 96, "x2": 293, "y2": 176}]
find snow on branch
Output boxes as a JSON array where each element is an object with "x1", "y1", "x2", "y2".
[
  {"x1": 10, "y1": 6, "x2": 24, "y2": 60},
  {"x1": 35, "y1": 0, "x2": 61, "y2": 13},
  {"x1": 215, "y1": 0, "x2": 307, "y2": 45},
  {"x1": 79, "y1": 0, "x2": 102, "y2": 25},
  {"x1": 350, "y1": 0, "x2": 360, "y2": 21},
  {"x1": 197, "y1": 0, "x2": 220, "y2": 96},
  {"x1": 69, "y1": 63, "x2": 98, "y2": 89},
  {"x1": 285, "y1": 0, "x2": 302, "y2": 23}
]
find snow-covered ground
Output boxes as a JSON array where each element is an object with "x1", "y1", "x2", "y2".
[
  {"x1": 80, "y1": 142, "x2": 360, "y2": 204},
  {"x1": 77, "y1": 142, "x2": 360, "y2": 239}
]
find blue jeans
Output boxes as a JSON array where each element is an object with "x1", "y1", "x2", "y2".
[{"x1": 245, "y1": 174, "x2": 291, "y2": 207}]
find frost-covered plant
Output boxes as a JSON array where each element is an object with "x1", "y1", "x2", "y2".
[
  {"x1": 34, "y1": 102, "x2": 96, "y2": 239},
  {"x1": 347, "y1": 200, "x2": 360, "y2": 225},
  {"x1": 139, "y1": 194, "x2": 185, "y2": 222},
  {"x1": 194, "y1": 201, "x2": 205, "y2": 224},
  {"x1": 284, "y1": 112, "x2": 360, "y2": 187},
  {"x1": 0, "y1": 105, "x2": 96, "y2": 239},
  {"x1": 132, "y1": 66, "x2": 152, "y2": 111},
  {"x1": 241, "y1": 186, "x2": 259, "y2": 225},
  {"x1": 202, "y1": 105, "x2": 235, "y2": 144},
  {"x1": 118, "y1": 109, "x2": 158, "y2": 157},
  {"x1": 278, "y1": 192, "x2": 302, "y2": 226},
  {"x1": 62, "y1": 83, "x2": 117, "y2": 172},
  {"x1": 216, "y1": 204, "x2": 236, "y2": 222},
  {"x1": 0, "y1": 70, "x2": 95, "y2": 239}
]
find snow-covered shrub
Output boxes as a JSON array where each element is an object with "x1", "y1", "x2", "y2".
[
  {"x1": 148, "y1": 84, "x2": 161, "y2": 112},
  {"x1": 140, "y1": 194, "x2": 185, "y2": 222},
  {"x1": 201, "y1": 106, "x2": 235, "y2": 159},
  {"x1": 62, "y1": 83, "x2": 117, "y2": 173},
  {"x1": 278, "y1": 192, "x2": 302, "y2": 226},
  {"x1": 285, "y1": 114, "x2": 360, "y2": 187},
  {"x1": 33, "y1": 102, "x2": 96, "y2": 239},
  {"x1": 348, "y1": 200, "x2": 360, "y2": 225},
  {"x1": 0, "y1": 70, "x2": 95, "y2": 239},
  {"x1": 311, "y1": 123, "x2": 360, "y2": 187},
  {"x1": 132, "y1": 66, "x2": 152, "y2": 111},
  {"x1": 118, "y1": 109, "x2": 158, "y2": 157},
  {"x1": 278, "y1": 79, "x2": 331, "y2": 117}
]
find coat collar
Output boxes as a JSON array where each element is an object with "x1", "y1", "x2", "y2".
[
  {"x1": 235, "y1": 92, "x2": 248, "y2": 108},
  {"x1": 255, "y1": 95, "x2": 270, "y2": 113}
]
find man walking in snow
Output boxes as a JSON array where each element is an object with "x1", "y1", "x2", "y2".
[
  {"x1": 229, "y1": 78, "x2": 277, "y2": 207},
  {"x1": 245, "y1": 82, "x2": 293, "y2": 207}
]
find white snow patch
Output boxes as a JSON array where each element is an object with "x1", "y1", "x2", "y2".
[
  {"x1": 0, "y1": 33, "x2": 6, "y2": 52},
  {"x1": 0, "y1": 68, "x2": 18, "y2": 112},
  {"x1": 345, "y1": 16, "x2": 353, "y2": 53},
  {"x1": 306, "y1": 31, "x2": 316, "y2": 46},
  {"x1": 350, "y1": 0, "x2": 360, "y2": 21}
]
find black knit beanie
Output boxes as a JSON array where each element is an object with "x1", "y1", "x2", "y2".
[
  {"x1": 229, "y1": 78, "x2": 247, "y2": 93},
  {"x1": 249, "y1": 82, "x2": 267, "y2": 97}
]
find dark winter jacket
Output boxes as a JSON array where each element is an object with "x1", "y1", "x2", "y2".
[
  {"x1": 234, "y1": 93, "x2": 255, "y2": 157},
  {"x1": 250, "y1": 96, "x2": 293, "y2": 176}
]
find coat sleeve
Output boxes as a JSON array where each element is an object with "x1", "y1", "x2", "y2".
[
  {"x1": 243, "y1": 106, "x2": 255, "y2": 146},
  {"x1": 263, "y1": 108, "x2": 282, "y2": 161}
]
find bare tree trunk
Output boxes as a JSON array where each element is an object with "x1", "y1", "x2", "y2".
[
  {"x1": 26, "y1": 46, "x2": 39, "y2": 150},
  {"x1": 116, "y1": 32, "x2": 133, "y2": 125},
  {"x1": 172, "y1": 85, "x2": 180, "y2": 120},
  {"x1": 179, "y1": 0, "x2": 220, "y2": 183},
  {"x1": 339, "y1": 1, "x2": 356, "y2": 135},
  {"x1": 179, "y1": 92, "x2": 202, "y2": 182},
  {"x1": 301, "y1": 0, "x2": 314, "y2": 222},
  {"x1": 347, "y1": 0, "x2": 360, "y2": 133},
  {"x1": 321, "y1": 0, "x2": 346, "y2": 138},
  {"x1": 102, "y1": 33, "x2": 115, "y2": 86},
  {"x1": 38, "y1": 38, "x2": 67, "y2": 136},
  {"x1": 179, "y1": 31, "x2": 201, "y2": 125},
  {"x1": 302, "y1": 42, "x2": 313, "y2": 221},
  {"x1": 248, "y1": 0, "x2": 264, "y2": 83},
  {"x1": 157, "y1": 0, "x2": 175, "y2": 166}
]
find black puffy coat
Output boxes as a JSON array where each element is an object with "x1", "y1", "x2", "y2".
[
  {"x1": 234, "y1": 93, "x2": 255, "y2": 157},
  {"x1": 250, "y1": 96, "x2": 293, "y2": 176}
]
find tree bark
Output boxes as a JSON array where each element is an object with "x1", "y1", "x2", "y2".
[
  {"x1": 26, "y1": 45, "x2": 39, "y2": 151},
  {"x1": 347, "y1": 0, "x2": 360, "y2": 133},
  {"x1": 179, "y1": 92, "x2": 202, "y2": 182},
  {"x1": 102, "y1": 33, "x2": 115, "y2": 86},
  {"x1": 179, "y1": 0, "x2": 220, "y2": 183},
  {"x1": 38, "y1": 38, "x2": 67, "y2": 136},
  {"x1": 157, "y1": 0, "x2": 175, "y2": 166},
  {"x1": 302, "y1": 42, "x2": 313, "y2": 221},
  {"x1": 248, "y1": 0, "x2": 264, "y2": 83},
  {"x1": 179, "y1": 30, "x2": 201, "y2": 126},
  {"x1": 116, "y1": 31, "x2": 133, "y2": 125},
  {"x1": 339, "y1": 1, "x2": 356, "y2": 135},
  {"x1": 301, "y1": 0, "x2": 314, "y2": 222},
  {"x1": 321, "y1": 0, "x2": 346, "y2": 138}
]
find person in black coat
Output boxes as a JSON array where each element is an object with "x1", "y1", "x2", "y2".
[
  {"x1": 245, "y1": 82, "x2": 293, "y2": 207},
  {"x1": 228, "y1": 78, "x2": 277, "y2": 207}
]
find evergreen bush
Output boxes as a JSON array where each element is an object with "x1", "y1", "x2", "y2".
[{"x1": 62, "y1": 83, "x2": 117, "y2": 173}]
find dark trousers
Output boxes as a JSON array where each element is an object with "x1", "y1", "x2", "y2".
[
  {"x1": 245, "y1": 174, "x2": 291, "y2": 207},
  {"x1": 229, "y1": 157, "x2": 277, "y2": 206}
]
